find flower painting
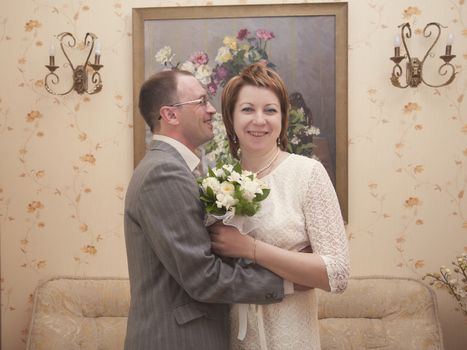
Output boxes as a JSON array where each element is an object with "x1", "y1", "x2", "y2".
[
  {"x1": 153, "y1": 27, "x2": 323, "y2": 170},
  {"x1": 209, "y1": 28, "x2": 277, "y2": 95},
  {"x1": 133, "y1": 3, "x2": 348, "y2": 219}
]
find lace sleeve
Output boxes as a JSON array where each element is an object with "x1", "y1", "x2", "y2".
[{"x1": 303, "y1": 161, "x2": 350, "y2": 293}]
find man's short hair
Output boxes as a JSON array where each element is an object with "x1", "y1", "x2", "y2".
[{"x1": 138, "y1": 70, "x2": 192, "y2": 132}]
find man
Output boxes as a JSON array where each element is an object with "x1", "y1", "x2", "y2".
[{"x1": 124, "y1": 69, "x2": 285, "y2": 350}]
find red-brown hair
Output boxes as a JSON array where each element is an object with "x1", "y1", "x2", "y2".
[{"x1": 221, "y1": 63, "x2": 289, "y2": 158}]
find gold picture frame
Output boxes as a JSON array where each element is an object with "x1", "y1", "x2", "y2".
[{"x1": 132, "y1": 3, "x2": 348, "y2": 221}]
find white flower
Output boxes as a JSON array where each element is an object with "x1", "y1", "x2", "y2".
[
  {"x1": 290, "y1": 136, "x2": 299, "y2": 145},
  {"x1": 155, "y1": 46, "x2": 175, "y2": 65},
  {"x1": 220, "y1": 181, "x2": 235, "y2": 195},
  {"x1": 305, "y1": 125, "x2": 321, "y2": 136},
  {"x1": 179, "y1": 60, "x2": 196, "y2": 74},
  {"x1": 202, "y1": 177, "x2": 220, "y2": 192},
  {"x1": 242, "y1": 170, "x2": 254, "y2": 177},
  {"x1": 213, "y1": 168, "x2": 225, "y2": 178},
  {"x1": 228, "y1": 171, "x2": 242, "y2": 183},
  {"x1": 222, "y1": 164, "x2": 234, "y2": 173},
  {"x1": 240, "y1": 178, "x2": 263, "y2": 201},
  {"x1": 215, "y1": 193, "x2": 237, "y2": 210},
  {"x1": 195, "y1": 65, "x2": 213, "y2": 85},
  {"x1": 215, "y1": 46, "x2": 233, "y2": 64}
]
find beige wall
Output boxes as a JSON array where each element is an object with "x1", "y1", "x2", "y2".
[{"x1": 0, "y1": 0, "x2": 465, "y2": 349}]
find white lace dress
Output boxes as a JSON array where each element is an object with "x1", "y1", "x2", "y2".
[{"x1": 230, "y1": 154, "x2": 350, "y2": 350}]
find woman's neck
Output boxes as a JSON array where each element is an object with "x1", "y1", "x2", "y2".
[{"x1": 240, "y1": 147, "x2": 281, "y2": 174}]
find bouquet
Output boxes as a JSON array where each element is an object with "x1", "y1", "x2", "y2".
[
  {"x1": 198, "y1": 163, "x2": 270, "y2": 232},
  {"x1": 423, "y1": 253, "x2": 467, "y2": 316},
  {"x1": 199, "y1": 163, "x2": 270, "y2": 341}
]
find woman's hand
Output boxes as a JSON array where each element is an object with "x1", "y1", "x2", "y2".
[{"x1": 210, "y1": 223, "x2": 254, "y2": 259}]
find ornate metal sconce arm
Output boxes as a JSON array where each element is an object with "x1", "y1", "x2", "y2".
[
  {"x1": 390, "y1": 22, "x2": 457, "y2": 89},
  {"x1": 421, "y1": 62, "x2": 457, "y2": 88},
  {"x1": 420, "y1": 22, "x2": 442, "y2": 63},
  {"x1": 87, "y1": 72, "x2": 103, "y2": 94},
  {"x1": 83, "y1": 32, "x2": 97, "y2": 70},
  {"x1": 44, "y1": 72, "x2": 74, "y2": 96},
  {"x1": 390, "y1": 63, "x2": 409, "y2": 89},
  {"x1": 44, "y1": 32, "x2": 104, "y2": 95},
  {"x1": 400, "y1": 23, "x2": 412, "y2": 63}
]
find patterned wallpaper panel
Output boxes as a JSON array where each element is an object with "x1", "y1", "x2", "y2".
[{"x1": 0, "y1": 0, "x2": 465, "y2": 349}]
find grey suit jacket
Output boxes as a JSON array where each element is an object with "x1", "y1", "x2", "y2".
[{"x1": 124, "y1": 140, "x2": 284, "y2": 350}]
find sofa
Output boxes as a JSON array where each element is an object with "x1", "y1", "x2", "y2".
[{"x1": 26, "y1": 276, "x2": 444, "y2": 350}]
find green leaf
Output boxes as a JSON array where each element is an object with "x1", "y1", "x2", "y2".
[
  {"x1": 209, "y1": 206, "x2": 226, "y2": 216},
  {"x1": 206, "y1": 186, "x2": 215, "y2": 198},
  {"x1": 254, "y1": 188, "x2": 270, "y2": 202},
  {"x1": 208, "y1": 167, "x2": 216, "y2": 177},
  {"x1": 233, "y1": 162, "x2": 242, "y2": 173}
]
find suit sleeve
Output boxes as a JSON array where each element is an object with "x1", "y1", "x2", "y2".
[{"x1": 135, "y1": 160, "x2": 284, "y2": 304}]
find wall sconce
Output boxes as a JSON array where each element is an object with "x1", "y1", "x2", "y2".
[
  {"x1": 45, "y1": 32, "x2": 103, "y2": 95},
  {"x1": 390, "y1": 22, "x2": 456, "y2": 88}
]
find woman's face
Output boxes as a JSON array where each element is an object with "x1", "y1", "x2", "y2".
[{"x1": 233, "y1": 85, "x2": 282, "y2": 155}]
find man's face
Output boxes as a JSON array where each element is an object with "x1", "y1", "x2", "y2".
[{"x1": 174, "y1": 75, "x2": 216, "y2": 151}]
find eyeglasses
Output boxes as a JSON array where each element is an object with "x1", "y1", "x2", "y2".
[
  {"x1": 158, "y1": 95, "x2": 211, "y2": 120},
  {"x1": 169, "y1": 95, "x2": 211, "y2": 108}
]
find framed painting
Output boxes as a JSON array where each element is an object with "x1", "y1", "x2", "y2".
[{"x1": 132, "y1": 3, "x2": 348, "y2": 221}]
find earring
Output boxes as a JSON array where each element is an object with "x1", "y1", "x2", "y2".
[
  {"x1": 233, "y1": 135, "x2": 237, "y2": 144},
  {"x1": 277, "y1": 138, "x2": 281, "y2": 146}
]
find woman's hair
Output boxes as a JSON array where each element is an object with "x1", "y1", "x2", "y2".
[{"x1": 221, "y1": 63, "x2": 289, "y2": 159}]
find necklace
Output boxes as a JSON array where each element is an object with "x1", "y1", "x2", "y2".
[{"x1": 243, "y1": 148, "x2": 281, "y2": 176}]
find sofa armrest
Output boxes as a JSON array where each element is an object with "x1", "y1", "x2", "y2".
[
  {"x1": 26, "y1": 276, "x2": 130, "y2": 350},
  {"x1": 317, "y1": 276, "x2": 445, "y2": 350}
]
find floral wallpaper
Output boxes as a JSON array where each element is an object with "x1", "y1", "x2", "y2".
[{"x1": 0, "y1": 0, "x2": 465, "y2": 349}]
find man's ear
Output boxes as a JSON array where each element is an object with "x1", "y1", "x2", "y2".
[{"x1": 159, "y1": 106, "x2": 179, "y2": 125}]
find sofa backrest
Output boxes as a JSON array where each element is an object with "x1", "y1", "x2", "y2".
[{"x1": 26, "y1": 276, "x2": 444, "y2": 350}]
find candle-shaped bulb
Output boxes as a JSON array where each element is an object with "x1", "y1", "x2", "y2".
[
  {"x1": 394, "y1": 35, "x2": 401, "y2": 48},
  {"x1": 49, "y1": 43, "x2": 56, "y2": 56},
  {"x1": 93, "y1": 40, "x2": 101, "y2": 66},
  {"x1": 447, "y1": 33, "x2": 454, "y2": 46},
  {"x1": 445, "y1": 33, "x2": 454, "y2": 56},
  {"x1": 95, "y1": 40, "x2": 101, "y2": 56},
  {"x1": 393, "y1": 35, "x2": 401, "y2": 58},
  {"x1": 48, "y1": 43, "x2": 56, "y2": 67}
]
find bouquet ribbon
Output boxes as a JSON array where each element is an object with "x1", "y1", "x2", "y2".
[
  {"x1": 206, "y1": 212, "x2": 261, "y2": 342},
  {"x1": 236, "y1": 240, "x2": 310, "y2": 346},
  {"x1": 205, "y1": 211, "x2": 262, "y2": 236},
  {"x1": 237, "y1": 304, "x2": 268, "y2": 349}
]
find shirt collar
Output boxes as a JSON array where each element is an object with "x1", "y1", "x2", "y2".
[{"x1": 153, "y1": 134, "x2": 200, "y2": 172}]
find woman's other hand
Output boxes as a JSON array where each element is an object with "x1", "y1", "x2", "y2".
[{"x1": 210, "y1": 223, "x2": 254, "y2": 260}]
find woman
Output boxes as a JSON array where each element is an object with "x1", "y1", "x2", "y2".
[{"x1": 210, "y1": 63, "x2": 350, "y2": 350}]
